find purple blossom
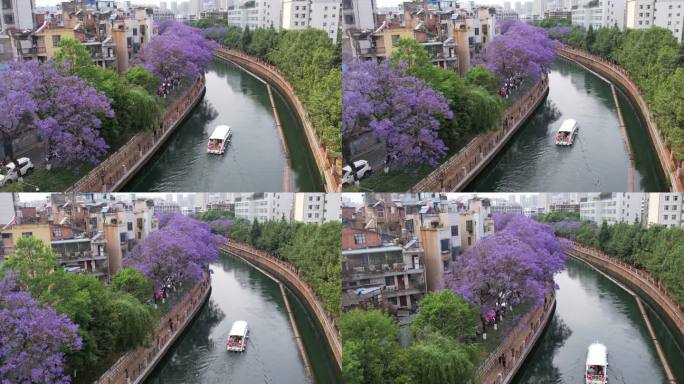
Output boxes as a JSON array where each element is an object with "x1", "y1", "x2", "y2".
[
  {"x1": 204, "y1": 26, "x2": 228, "y2": 42},
  {"x1": 0, "y1": 60, "x2": 112, "y2": 166},
  {"x1": 481, "y1": 21, "x2": 559, "y2": 84},
  {"x1": 0, "y1": 274, "x2": 82, "y2": 384},
  {"x1": 125, "y1": 213, "x2": 222, "y2": 289},
  {"x1": 136, "y1": 20, "x2": 216, "y2": 82},
  {"x1": 552, "y1": 220, "x2": 581, "y2": 240},
  {"x1": 343, "y1": 60, "x2": 452, "y2": 168},
  {"x1": 547, "y1": 26, "x2": 572, "y2": 42},
  {"x1": 446, "y1": 214, "x2": 567, "y2": 326}
]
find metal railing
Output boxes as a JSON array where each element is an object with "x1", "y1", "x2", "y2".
[
  {"x1": 68, "y1": 76, "x2": 205, "y2": 192},
  {"x1": 213, "y1": 46, "x2": 340, "y2": 192},
  {"x1": 412, "y1": 76, "x2": 549, "y2": 192}
]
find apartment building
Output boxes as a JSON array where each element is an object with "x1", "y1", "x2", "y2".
[
  {"x1": 234, "y1": 193, "x2": 294, "y2": 223},
  {"x1": 341, "y1": 226, "x2": 426, "y2": 313},
  {"x1": 579, "y1": 193, "x2": 644, "y2": 225},
  {"x1": 228, "y1": 0, "x2": 283, "y2": 30},
  {"x1": 626, "y1": 0, "x2": 684, "y2": 41},
  {"x1": 293, "y1": 193, "x2": 341, "y2": 224},
  {"x1": 342, "y1": 0, "x2": 376, "y2": 30},
  {"x1": 645, "y1": 193, "x2": 684, "y2": 227}
]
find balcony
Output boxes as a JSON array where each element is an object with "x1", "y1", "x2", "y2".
[
  {"x1": 59, "y1": 251, "x2": 107, "y2": 263},
  {"x1": 384, "y1": 284, "x2": 425, "y2": 298},
  {"x1": 20, "y1": 46, "x2": 47, "y2": 55},
  {"x1": 346, "y1": 263, "x2": 425, "y2": 280},
  {"x1": 360, "y1": 46, "x2": 386, "y2": 56}
]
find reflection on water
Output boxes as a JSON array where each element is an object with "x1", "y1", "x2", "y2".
[
  {"x1": 466, "y1": 59, "x2": 666, "y2": 191},
  {"x1": 145, "y1": 254, "x2": 339, "y2": 384},
  {"x1": 512, "y1": 257, "x2": 683, "y2": 384},
  {"x1": 123, "y1": 59, "x2": 323, "y2": 192}
]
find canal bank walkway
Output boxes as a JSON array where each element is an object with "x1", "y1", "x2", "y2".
[
  {"x1": 557, "y1": 47, "x2": 684, "y2": 192},
  {"x1": 411, "y1": 76, "x2": 549, "y2": 192},
  {"x1": 96, "y1": 274, "x2": 212, "y2": 384},
  {"x1": 221, "y1": 241, "x2": 343, "y2": 370},
  {"x1": 477, "y1": 293, "x2": 556, "y2": 384},
  {"x1": 567, "y1": 244, "x2": 682, "y2": 384},
  {"x1": 67, "y1": 75, "x2": 206, "y2": 192},
  {"x1": 213, "y1": 47, "x2": 340, "y2": 192}
]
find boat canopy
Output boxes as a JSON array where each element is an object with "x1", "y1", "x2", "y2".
[
  {"x1": 586, "y1": 343, "x2": 607, "y2": 366},
  {"x1": 210, "y1": 125, "x2": 231, "y2": 140},
  {"x1": 229, "y1": 320, "x2": 248, "y2": 336},
  {"x1": 559, "y1": 119, "x2": 578, "y2": 133}
]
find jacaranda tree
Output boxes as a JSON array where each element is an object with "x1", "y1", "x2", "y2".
[
  {"x1": 0, "y1": 60, "x2": 113, "y2": 167},
  {"x1": 0, "y1": 274, "x2": 82, "y2": 384},
  {"x1": 445, "y1": 213, "x2": 566, "y2": 333},
  {"x1": 343, "y1": 60, "x2": 452, "y2": 169},
  {"x1": 125, "y1": 213, "x2": 222, "y2": 289},
  {"x1": 136, "y1": 20, "x2": 215, "y2": 82},
  {"x1": 481, "y1": 20, "x2": 559, "y2": 84}
]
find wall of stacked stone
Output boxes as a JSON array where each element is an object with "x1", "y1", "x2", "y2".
[
  {"x1": 477, "y1": 293, "x2": 556, "y2": 384},
  {"x1": 568, "y1": 243, "x2": 684, "y2": 334},
  {"x1": 96, "y1": 274, "x2": 212, "y2": 384},
  {"x1": 67, "y1": 76, "x2": 206, "y2": 192},
  {"x1": 557, "y1": 47, "x2": 684, "y2": 191},
  {"x1": 221, "y1": 241, "x2": 342, "y2": 370},
  {"x1": 213, "y1": 47, "x2": 340, "y2": 192},
  {"x1": 412, "y1": 76, "x2": 549, "y2": 192}
]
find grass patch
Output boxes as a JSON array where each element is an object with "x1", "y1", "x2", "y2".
[
  {"x1": 0, "y1": 163, "x2": 96, "y2": 192},
  {"x1": 479, "y1": 301, "x2": 533, "y2": 357}
]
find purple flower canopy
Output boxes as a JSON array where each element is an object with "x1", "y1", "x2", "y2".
[
  {"x1": 343, "y1": 60, "x2": 452, "y2": 168},
  {"x1": 446, "y1": 213, "x2": 567, "y2": 316},
  {"x1": 136, "y1": 20, "x2": 216, "y2": 82},
  {"x1": 481, "y1": 21, "x2": 559, "y2": 84},
  {"x1": 0, "y1": 60, "x2": 113, "y2": 166},
  {"x1": 125, "y1": 213, "x2": 223, "y2": 289},
  {"x1": 0, "y1": 274, "x2": 82, "y2": 384}
]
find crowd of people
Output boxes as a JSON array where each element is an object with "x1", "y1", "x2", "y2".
[{"x1": 157, "y1": 77, "x2": 182, "y2": 98}]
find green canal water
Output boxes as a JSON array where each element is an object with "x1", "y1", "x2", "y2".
[
  {"x1": 123, "y1": 59, "x2": 323, "y2": 192},
  {"x1": 466, "y1": 58, "x2": 667, "y2": 192},
  {"x1": 512, "y1": 257, "x2": 684, "y2": 384},
  {"x1": 144, "y1": 254, "x2": 340, "y2": 384}
]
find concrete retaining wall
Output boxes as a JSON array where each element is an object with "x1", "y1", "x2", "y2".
[
  {"x1": 68, "y1": 76, "x2": 206, "y2": 192},
  {"x1": 96, "y1": 275, "x2": 212, "y2": 384},
  {"x1": 412, "y1": 76, "x2": 549, "y2": 192},
  {"x1": 213, "y1": 47, "x2": 339, "y2": 192},
  {"x1": 557, "y1": 47, "x2": 682, "y2": 191},
  {"x1": 568, "y1": 244, "x2": 684, "y2": 335},
  {"x1": 221, "y1": 241, "x2": 342, "y2": 370}
]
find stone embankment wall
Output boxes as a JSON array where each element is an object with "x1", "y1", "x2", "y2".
[
  {"x1": 568, "y1": 243, "x2": 684, "y2": 334},
  {"x1": 557, "y1": 47, "x2": 683, "y2": 191},
  {"x1": 477, "y1": 293, "x2": 556, "y2": 384},
  {"x1": 213, "y1": 47, "x2": 339, "y2": 192},
  {"x1": 221, "y1": 241, "x2": 342, "y2": 370},
  {"x1": 412, "y1": 76, "x2": 549, "y2": 192},
  {"x1": 96, "y1": 274, "x2": 212, "y2": 384},
  {"x1": 68, "y1": 76, "x2": 206, "y2": 192}
]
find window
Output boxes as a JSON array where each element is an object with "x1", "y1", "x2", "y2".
[
  {"x1": 673, "y1": 215, "x2": 677, "y2": 220},
  {"x1": 52, "y1": 227, "x2": 61, "y2": 237},
  {"x1": 440, "y1": 239, "x2": 449, "y2": 253},
  {"x1": 354, "y1": 233, "x2": 366, "y2": 244},
  {"x1": 666, "y1": 195, "x2": 670, "y2": 201},
  {"x1": 2, "y1": 13, "x2": 11, "y2": 25},
  {"x1": 451, "y1": 225, "x2": 459, "y2": 236},
  {"x1": 391, "y1": 34, "x2": 400, "y2": 44},
  {"x1": 1, "y1": 0, "x2": 11, "y2": 10},
  {"x1": 52, "y1": 35, "x2": 61, "y2": 47},
  {"x1": 127, "y1": 222, "x2": 133, "y2": 230},
  {"x1": 385, "y1": 276, "x2": 394, "y2": 286},
  {"x1": 664, "y1": 215, "x2": 669, "y2": 220},
  {"x1": 133, "y1": 27, "x2": 138, "y2": 36},
  {"x1": 474, "y1": 27, "x2": 480, "y2": 35},
  {"x1": 21, "y1": 232, "x2": 33, "y2": 238}
]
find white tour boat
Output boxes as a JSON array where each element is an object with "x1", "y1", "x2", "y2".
[
  {"x1": 207, "y1": 125, "x2": 232, "y2": 154},
  {"x1": 585, "y1": 343, "x2": 608, "y2": 384},
  {"x1": 226, "y1": 320, "x2": 248, "y2": 352},
  {"x1": 556, "y1": 119, "x2": 579, "y2": 146}
]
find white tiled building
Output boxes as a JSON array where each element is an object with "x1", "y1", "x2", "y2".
[
  {"x1": 234, "y1": 193, "x2": 294, "y2": 223},
  {"x1": 293, "y1": 193, "x2": 341, "y2": 223},
  {"x1": 646, "y1": 193, "x2": 684, "y2": 227},
  {"x1": 626, "y1": 0, "x2": 684, "y2": 41},
  {"x1": 580, "y1": 193, "x2": 644, "y2": 225},
  {"x1": 342, "y1": 0, "x2": 376, "y2": 30},
  {"x1": 227, "y1": 0, "x2": 284, "y2": 30}
]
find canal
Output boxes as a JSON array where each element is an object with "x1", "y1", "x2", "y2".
[
  {"x1": 465, "y1": 58, "x2": 667, "y2": 192},
  {"x1": 512, "y1": 257, "x2": 684, "y2": 384},
  {"x1": 144, "y1": 253, "x2": 341, "y2": 384},
  {"x1": 122, "y1": 59, "x2": 323, "y2": 192}
]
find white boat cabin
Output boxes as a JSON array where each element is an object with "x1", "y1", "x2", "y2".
[
  {"x1": 585, "y1": 343, "x2": 608, "y2": 384},
  {"x1": 227, "y1": 320, "x2": 248, "y2": 352},
  {"x1": 556, "y1": 119, "x2": 578, "y2": 146},
  {"x1": 207, "y1": 125, "x2": 232, "y2": 154}
]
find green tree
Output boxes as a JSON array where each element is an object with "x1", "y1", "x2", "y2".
[
  {"x1": 112, "y1": 267, "x2": 154, "y2": 304},
  {"x1": 249, "y1": 218, "x2": 261, "y2": 245},
  {"x1": 585, "y1": 25, "x2": 596, "y2": 52},
  {"x1": 410, "y1": 290, "x2": 479, "y2": 341},
  {"x1": 124, "y1": 66, "x2": 160, "y2": 95},
  {"x1": 402, "y1": 332, "x2": 479, "y2": 384},
  {"x1": 598, "y1": 221, "x2": 610, "y2": 251},
  {"x1": 1, "y1": 236, "x2": 58, "y2": 288},
  {"x1": 340, "y1": 309, "x2": 402, "y2": 384},
  {"x1": 592, "y1": 26, "x2": 622, "y2": 59},
  {"x1": 110, "y1": 293, "x2": 155, "y2": 351},
  {"x1": 464, "y1": 65, "x2": 500, "y2": 95},
  {"x1": 241, "y1": 26, "x2": 253, "y2": 51}
]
